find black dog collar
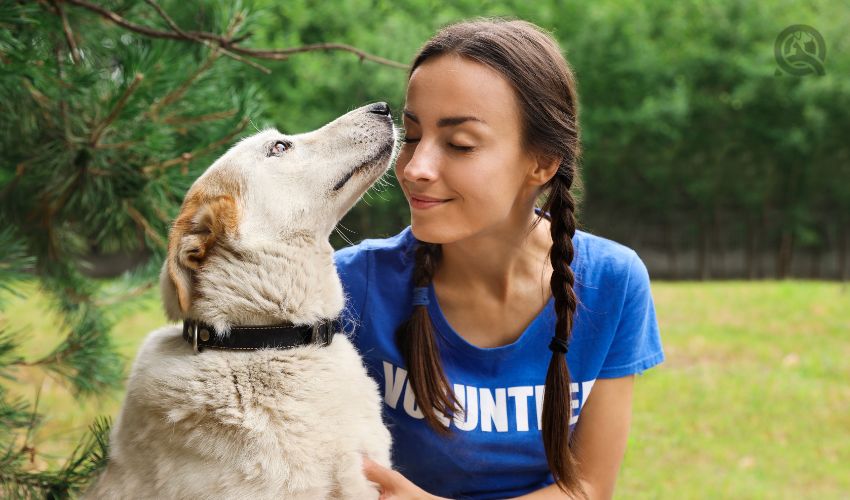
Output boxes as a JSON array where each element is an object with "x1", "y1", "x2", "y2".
[{"x1": 182, "y1": 318, "x2": 339, "y2": 353}]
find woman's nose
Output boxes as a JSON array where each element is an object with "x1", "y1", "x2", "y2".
[{"x1": 402, "y1": 143, "x2": 439, "y2": 182}]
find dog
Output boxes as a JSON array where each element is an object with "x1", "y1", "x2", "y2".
[{"x1": 84, "y1": 102, "x2": 396, "y2": 499}]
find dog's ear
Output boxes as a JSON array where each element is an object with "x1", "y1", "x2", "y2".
[{"x1": 162, "y1": 194, "x2": 239, "y2": 318}]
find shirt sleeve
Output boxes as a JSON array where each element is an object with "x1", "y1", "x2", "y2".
[
  {"x1": 333, "y1": 245, "x2": 370, "y2": 340},
  {"x1": 597, "y1": 251, "x2": 665, "y2": 378}
]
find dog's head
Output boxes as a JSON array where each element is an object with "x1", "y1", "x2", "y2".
[{"x1": 160, "y1": 102, "x2": 396, "y2": 321}]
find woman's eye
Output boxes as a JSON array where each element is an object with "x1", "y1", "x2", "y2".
[
  {"x1": 402, "y1": 137, "x2": 420, "y2": 144},
  {"x1": 269, "y1": 140, "x2": 291, "y2": 156},
  {"x1": 449, "y1": 143, "x2": 474, "y2": 152}
]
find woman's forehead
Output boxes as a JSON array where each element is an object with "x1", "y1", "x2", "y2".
[{"x1": 405, "y1": 55, "x2": 521, "y2": 128}]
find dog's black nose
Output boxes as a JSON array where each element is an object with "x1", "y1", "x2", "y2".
[{"x1": 368, "y1": 102, "x2": 391, "y2": 116}]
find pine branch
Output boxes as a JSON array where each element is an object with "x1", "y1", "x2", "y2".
[
  {"x1": 142, "y1": 116, "x2": 250, "y2": 175},
  {"x1": 146, "y1": 51, "x2": 219, "y2": 120},
  {"x1": 142, "y1": 0, "x2": 271, "y2": 74},
  {"x1": 93, "y1": 282, "x2": 154, "y2": 308},
  {"x1": 0, "y1": 416, "x2": 111, "y2": 498},
  {"x1": 0, "y1": 386, "x2": 32, "y2": 436},
  {"x1": 92, "y1": 257, "x2": 163, "y2": 314},
  {"x1": 0, "y1": 163, "x2": 26, "y2": 200},
  {"x1": 10, "y1": 263, "x2": 125, "y2": 397},
  {"x1": 51, "y1": 0, "x2": 80, "y2": 64},
  {"x1": 0, "y1": 227, "x2": 35, "y2": 303},
  {"x1": 89, "y1": 73, "x2": 144, "y2": 147},
  {"x1": 125, "y1": 203, "x2": 166, "y2": 249},
  {"x1": 162, "y1": 108, "x2": 238, "y2": 126},
  {"x1": 60, "y1": 0, "x2": 409, "y2": 70}
]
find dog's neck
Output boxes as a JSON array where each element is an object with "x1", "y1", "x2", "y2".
[{"x1": 183, "y1": 237, "x2": 345, "y2": 333}]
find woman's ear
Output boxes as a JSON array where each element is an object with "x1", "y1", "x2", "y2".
[
  {"x1": 161, "y1": 194, "x2": 239, "y2": 318},
  {"x1": 527, "y1": 154, "x2": 561, "y2": 187}
]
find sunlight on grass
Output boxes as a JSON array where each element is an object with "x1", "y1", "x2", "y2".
[{"x1": 1, "y1": 280, "x2": 848, "y2": 497}]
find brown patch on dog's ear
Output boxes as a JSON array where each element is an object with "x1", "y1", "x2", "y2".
[{"x1": 166, "y1": 192, "x2": 239, "y2": 315}]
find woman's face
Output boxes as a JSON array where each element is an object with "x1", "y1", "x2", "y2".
[{"x1": 395, "y1": 54, "x2": 541, "y2": 244}]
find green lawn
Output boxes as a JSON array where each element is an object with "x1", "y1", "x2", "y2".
[
  {"x1": 2, "y1": 281, "x2": 848, "y2": 498},
  {"x1": 621, "y1": 281, "x2": 850, "y2": 499}
]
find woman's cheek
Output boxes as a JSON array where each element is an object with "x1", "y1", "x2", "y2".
[{"x1": 393, "y1": 152, "x2": 410, "y2": 183}]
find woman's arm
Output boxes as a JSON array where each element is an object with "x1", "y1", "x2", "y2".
[
  {"x1": 510, "y1": 375, "x2": 635, "y2": 500},
  {"x1": 362, "y1": 375, "x2": 635, "y2": 500}
]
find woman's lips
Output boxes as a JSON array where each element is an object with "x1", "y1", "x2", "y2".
[{"x1": 410, "y1": 195, "x2": 450, "y2": 210}]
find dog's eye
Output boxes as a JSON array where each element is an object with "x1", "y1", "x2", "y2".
[{"x1": 269, "y1": 140, "x2": 292, "y2": 156}]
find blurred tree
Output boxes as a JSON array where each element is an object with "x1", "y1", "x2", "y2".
[
  {"x1": 245, "y1": 0, "x2": 849, "y2": 278},
  {"x1": 553, "y1": 0, "x2": 849, "y2": 279}
]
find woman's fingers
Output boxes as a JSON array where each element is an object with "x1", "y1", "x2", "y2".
[
  {"x1": 362, "y1": 456, "x2": 397, "y2": 487},
  {"x1": 361, "y1": 455, "x2": 444, "y2": 500}
]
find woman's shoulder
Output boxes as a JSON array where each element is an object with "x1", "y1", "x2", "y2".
[
  {"x1": 574, "y1": 228, "x2": 644, "y2": 277},
  {"x1": 572, "y1": 230, "x2": 664, "y2": 378},
  {"x1": 535, "y1": 207, "x2": 641, "y2": 277},
  {"x1": 332, "y1": 227, "x2": 418, "y2": 341},
  {"x1": 571, "y1": 229, "x2": 655, "y2": 308},
  {"x1": 332, "y1": 226, "x2": 418, "y2": 300},
  {"x1": 333, "y1": 225, "x2": 416, "y2": 269}
]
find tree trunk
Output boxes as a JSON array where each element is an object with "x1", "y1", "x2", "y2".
[
  {"x1": 746, "y1": 217, "x2": 757, "y2": 280},
  {"x1": 698, "y1": 221, "x2": 710, "y2": 281},
  {"x1": 712, "y1": 205, "x2": 725, "y2": 278},
  {"x1": 840, "y1": 223, "x2": 849, "y2": 283},
  {"x1": 776, "y1": 230, "x2": 794, "y2": 280},
  {"x1": 666, "y1": 218, "x2": 678, "y2": 280}
]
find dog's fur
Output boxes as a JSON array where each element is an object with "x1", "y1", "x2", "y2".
[{"x1": 84, "y1": 104, "x2": 396, "y2": 499}]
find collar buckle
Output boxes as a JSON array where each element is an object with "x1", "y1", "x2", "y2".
[
  {"x1": 188, "y1": 319, "x2": 200, "y2": 354},
  {"x1": 314, "y1": 321, "x2": 333, "y2": 346}
]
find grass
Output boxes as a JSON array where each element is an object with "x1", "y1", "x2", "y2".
[
  {"x1": 620, "y1": 281, "x2": 850, "y2": 499},
  {"x1": 1, "y1": 280, "x2": 848, "y2": 498}
]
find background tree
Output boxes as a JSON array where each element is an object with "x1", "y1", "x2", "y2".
[{"x1": 244, "y1": 0, "x2": 848, "y2": 279}]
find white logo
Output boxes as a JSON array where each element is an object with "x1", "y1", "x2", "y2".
[{"x1": 382, "y1": 361, "x2": 595, "y2": 432}]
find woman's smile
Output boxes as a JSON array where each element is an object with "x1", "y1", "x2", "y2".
[{"x1": 410, "y1": 194, "x2": 451, "y2": 210}]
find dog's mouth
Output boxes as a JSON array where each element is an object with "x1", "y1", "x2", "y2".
[
  {"x1": 332, "y1": 141, "x2": 394, "y2": 192},
  {"x1": 332, "y1": 164, "x2": 370, "y2": 192}
]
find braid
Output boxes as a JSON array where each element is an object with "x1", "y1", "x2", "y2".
[
  {"x1": 395, "y1": 241, "x2": 462, "y2": 435},
  {"x1": 413, "y1": 241, "x2": 441, "y2": 287},
  {"x1": 540, "y1": 171, "x2": 587, "y2": 499}
]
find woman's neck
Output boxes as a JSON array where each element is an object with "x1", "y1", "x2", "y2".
[{"x1": 434, "y1": 209, "x2": 553, "y2": 306}]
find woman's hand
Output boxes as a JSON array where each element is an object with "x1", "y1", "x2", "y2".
[{"x1": 361, "y1": 455, "x2": 452, "y2": 500}]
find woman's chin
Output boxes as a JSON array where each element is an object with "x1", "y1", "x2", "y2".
[{"x1": 410, "y1": 221, "x2": 448, "y2": 245}]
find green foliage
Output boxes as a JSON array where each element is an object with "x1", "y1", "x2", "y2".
[
  {"x1": 0, "y1": 416, "x2": 111, "y2": 499},
  {"x1": 244, "y1": 0, "x2": 849, "y2": 275}
]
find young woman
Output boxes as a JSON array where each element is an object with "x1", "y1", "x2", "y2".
[{"x1": 334, "y1": 18, "x2": 665, "y2": 500}]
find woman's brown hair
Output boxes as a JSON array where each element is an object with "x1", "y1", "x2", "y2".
[{"x1": 393, "y1": 18, "x2": 585, "y2": 498}]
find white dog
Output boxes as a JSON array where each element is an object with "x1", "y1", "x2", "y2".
[{"x1": 84, "y1": 103, "x2": 396, "y2": 499}]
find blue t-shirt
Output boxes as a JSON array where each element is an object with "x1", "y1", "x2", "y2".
[{"x1": 333, "y1": 213, "x2": 665, "y2": 500}]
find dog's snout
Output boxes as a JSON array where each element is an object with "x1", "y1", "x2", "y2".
[{"x1": 367, "y1": 102, "x2": 391, "y2": 116}]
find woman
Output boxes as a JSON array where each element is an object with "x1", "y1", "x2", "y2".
[{"x1": 334, "y1": 18, "x2": 665, "y2": 500}]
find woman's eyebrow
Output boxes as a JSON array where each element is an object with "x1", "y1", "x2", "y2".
[{"x1": 403, "y1": 109, "x2": 487, "y2": 127}]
